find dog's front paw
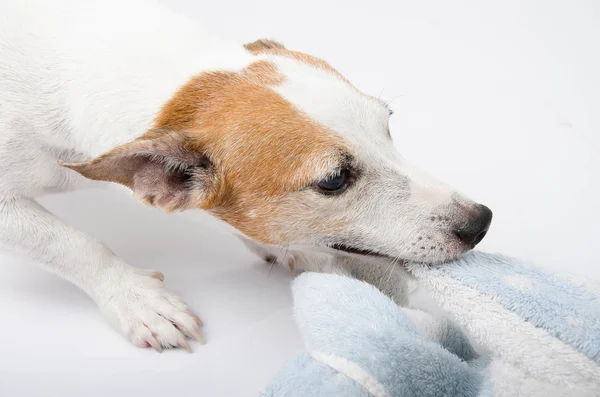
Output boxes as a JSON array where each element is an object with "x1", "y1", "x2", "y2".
[{"x1": 95, "y1": 267, "x2": 203, "y2": 352}]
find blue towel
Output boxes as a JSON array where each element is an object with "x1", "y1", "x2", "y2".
[{"x1": 263, "y1": 251, "x2": 600, "y2": 397}]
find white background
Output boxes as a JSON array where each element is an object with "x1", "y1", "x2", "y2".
[{"x1": 1, "y1": 0, "x2": 599, "y2": 396}]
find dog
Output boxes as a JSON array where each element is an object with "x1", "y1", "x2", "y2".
[{"x1": 0, "y1": 0, "x2": 492, "y2": 352}]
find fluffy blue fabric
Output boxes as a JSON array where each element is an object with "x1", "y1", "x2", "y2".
[
  {"x1": 263, "y1": 251, "x2": 600, "y2": 397},
  {"x1": 437, "y1": 252, "x2": 600, "y2": 362}
]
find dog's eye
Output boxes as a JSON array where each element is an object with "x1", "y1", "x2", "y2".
[{"x1": 314, "y1": 168, "x2": 350, "y2": 195}]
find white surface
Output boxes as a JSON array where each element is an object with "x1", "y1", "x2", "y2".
[{"x1": 1, "y1": 0, "x2": 599, "y2": 396}]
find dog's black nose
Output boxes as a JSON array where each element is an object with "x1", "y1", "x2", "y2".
[{"x1": 454, "y1": 205, "x2": 493, "y2": 247}]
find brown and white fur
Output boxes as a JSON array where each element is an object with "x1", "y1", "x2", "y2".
[{"x1": 0, "y1": 0, "x2": 492, "y2": 351}]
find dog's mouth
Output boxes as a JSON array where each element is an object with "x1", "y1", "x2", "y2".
[{"x1": 328, "y1": 243, "x2": 389, "y2": 259}]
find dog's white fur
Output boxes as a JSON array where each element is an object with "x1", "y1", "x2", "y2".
[{"x1": 1, "y1": 0, "x2": 486, "y2": 351}]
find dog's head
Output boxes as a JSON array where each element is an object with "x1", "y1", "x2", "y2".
[{"x1": 66, "y1": 39, "x2": 491, "y2": 264}]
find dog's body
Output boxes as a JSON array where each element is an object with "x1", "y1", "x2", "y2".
[{"x1": 1, "y1": 0, "x2": 492, "y2": 351}]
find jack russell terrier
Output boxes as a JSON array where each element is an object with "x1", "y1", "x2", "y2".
[{"x1": 0, "y1": 0, "x2": 492, "y2": 352}]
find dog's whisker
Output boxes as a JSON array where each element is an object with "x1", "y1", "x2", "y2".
[
  {"x1": 385, "y1": 257, "x2": 400, "y2": 284},
  {"x1": 281, "y1": 245, "x2": 291, "y2": 274},
  {"x1": 268, "y1": 244, "x2": 287, "y2": 278}
]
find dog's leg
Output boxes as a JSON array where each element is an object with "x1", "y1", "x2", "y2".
[{"x1": 0, "y1": 196, "x2": 202, "y2": 351}]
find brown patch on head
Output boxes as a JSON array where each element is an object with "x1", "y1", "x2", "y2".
[
  {"x1": 153, "y1": 61, "x2": 350, "y2": 243},
  {"x1": 245, "y1": 38, "x2": 349, "y2": 84}
]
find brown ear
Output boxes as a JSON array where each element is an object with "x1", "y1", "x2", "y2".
[
  {"x1": 62, "y1": 130, "x2": 217, "y2": 212},
  {"x1": 244, "y1": 39, "x2": 285, "y2": 53}
]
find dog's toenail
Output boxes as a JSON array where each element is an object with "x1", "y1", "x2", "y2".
[{"x1": 151, "y1": 272, "x2": 164, "y2": 282}]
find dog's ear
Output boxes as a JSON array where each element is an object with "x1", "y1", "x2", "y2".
[
  {"x1": 62, "y1": 129, "x2": 217, "y2": 212},
  {"x1": 244, "y1": 39, "x2": 285, "y2": 53}
]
